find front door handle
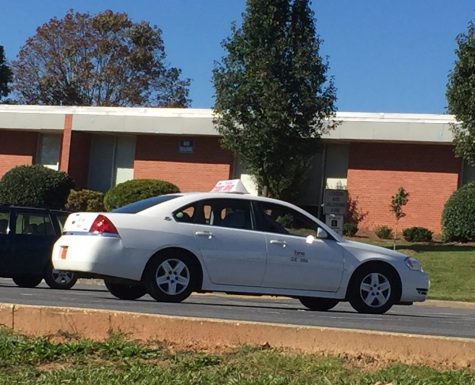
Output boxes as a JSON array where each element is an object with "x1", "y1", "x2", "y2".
[
  {"x1": 270, "y1": 239, "x2": 287, "y2": 247},
  {"x1": 195, "y1": 231, "x2": 213, "y2": 239}
]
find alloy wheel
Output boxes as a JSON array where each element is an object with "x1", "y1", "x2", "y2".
[
  {"x1": 155, "y1": 258, "x2": 190, "y2": 296},
  {"x1": 359, "y1": 272, "x2": 391, "y2": 308}
]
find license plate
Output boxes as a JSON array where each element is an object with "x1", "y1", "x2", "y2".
[{"x1": 60, "y1": 246, "x2": 68, "y2": 259}]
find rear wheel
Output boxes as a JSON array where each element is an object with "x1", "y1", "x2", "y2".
[
  {"x1": 12, "y1": 276, "x2": 43, "y2": 288},
  {"x1": 44, "y1": 265, "x2": 78, "y2": 290},
  {"x1": 299, "y1": 297, "x2": 339, "y2": 311},
  {"x1": 104, "y1": 279, "x2": 147, "y2": 300},
  {"x1": 348, "y1": 264, "x2": 400, "y2": 314},
  {"x1": 144, "y1": 251, "x2": 196, "y2": 303}
]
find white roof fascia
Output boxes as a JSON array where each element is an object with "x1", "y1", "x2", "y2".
[
  {"x1": 0, "y1": 105, "x2": 66, "y2": 131},
  {"x1": 325, "y1": 112, "x2": 456, "y2": 144},
  {"x1": 0, "y1": 105, "x2": 459, "y2": 142}
]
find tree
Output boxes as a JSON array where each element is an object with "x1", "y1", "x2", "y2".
[
  {"x1": 0, "y1": 45, "x2": 12, "y2": 100},
  {"x1": 11, "y1": 10, "x2": 190, "y2": 107},
  {"x1": 213, "y1": 0, "x2": 336, "y2": 200},
  {"x1": 447, "y1": 20, "x2": 475, "y2": 165},
  {"x1": 390, "y1": 187, "x2": 409, "y2": 249}
]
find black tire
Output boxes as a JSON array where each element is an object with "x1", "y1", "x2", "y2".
[
  {"x1": 12, "y1": 276, "x2": 43, "y2": 288},
  {"x1": 44, "y1": 265, "x2": 78, "y2": 290},
  {"x1": 348, "y1": 264, "x2": 400, "y2": 314},
  {"x1": 144, "y1": 251, "x2": 197, "y2": 303},
  {"x1": 299, "y1": 297, "x2": 339, "y2": 311},
  {"x1": 104, "y1": 279, "x2": 147, "y2": 300}
]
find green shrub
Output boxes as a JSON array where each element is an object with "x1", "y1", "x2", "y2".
[
  {"x1": 66, "y1": 189, "x2": 105, "y2": 212},
  {"x1": 0, "y1": 165, "x2": 74, "y2": 209},
  {"x1": 402, "y1": 226, "x2": 433, "y2": 242},
  {"x1": 375, "y1": 225, "x2": 393, "y2": 239},
  {"x1": 442, "y1": 182, "x2": 475, "y2": 242},
  {"x1": 343, "y1": 222, "x2": 358, "y2": 237},
  {"x1": 104, "y1": 179, "x2": 180, "y2": 211}
]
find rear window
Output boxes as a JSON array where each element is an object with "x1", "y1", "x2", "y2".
[{"x1": 113, "y1": 194, "x2": 182, "y2": 214}]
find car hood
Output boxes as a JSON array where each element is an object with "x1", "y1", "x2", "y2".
[{"x1": 340, "y1": 239, "x2": 407, "y2": 261}]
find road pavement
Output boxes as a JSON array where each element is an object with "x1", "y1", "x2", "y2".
[{"x1": 0, "y1": 278, "x2": 474, "y2": 339}]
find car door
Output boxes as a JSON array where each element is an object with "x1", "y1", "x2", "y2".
[
  {"x1": 8, "y1": 209, "x2": 57, "y2": 275},
  {"x1": 255, "y1": 201, "x2": 344, "y2": 292},
  {"x1": 0, "y1": 209, "x2": 12, "y2": 274},
  {"x1": 175, "y1": 198, "x2": 267, "y2": 287}
]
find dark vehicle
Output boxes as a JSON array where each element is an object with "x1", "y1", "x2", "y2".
[{"x1": 0, "y1": 206, "x2": 77, "y2": 289}]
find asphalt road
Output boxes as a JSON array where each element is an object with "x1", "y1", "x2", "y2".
[{"x1": 1, "y1": 278, "x2": 474, "y2": 339}]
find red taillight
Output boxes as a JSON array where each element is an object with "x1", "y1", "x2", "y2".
[{"x1": 89, "y1": 215, "x2": 119, "y2": 235}]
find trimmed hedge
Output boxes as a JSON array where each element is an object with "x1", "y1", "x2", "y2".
[
  {"x1": 66, "y1": 189, "x2": 105, "y2": 212},
  {"x1": 104, "y1": 179, "x2": 180, "y2": 211},
  {"x1": 0, "y1": 165, "x2": 74, "y2": 209},
  {"x1": 375, "y1": 225, "x2": 393, "y2": 239},
  {"x1": 442, "y1": 182, "x2": 475, "y2": 242},
  {"x1": 402, "y1": 226, "x2": 433, "y2": 242}
]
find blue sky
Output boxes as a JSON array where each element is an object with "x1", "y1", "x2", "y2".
[{"x1": 1, "y1": 1, "x2": 474, "y2": 113}]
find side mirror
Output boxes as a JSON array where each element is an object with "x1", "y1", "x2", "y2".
[{"x1": 316, "y1": 228, "x2": 328, "y2": 239}]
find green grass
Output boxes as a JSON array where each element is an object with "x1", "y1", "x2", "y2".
[
  {"x1": 356, "y1": 239, "x2": 475, "y2": 302},
  {"x1": 0, "y1": 328, "x2": 473, "y2": 385}
]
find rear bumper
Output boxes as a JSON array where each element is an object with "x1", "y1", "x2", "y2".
[{"x1": 52, "y1": 235, "x2": 146, "y2": 281}]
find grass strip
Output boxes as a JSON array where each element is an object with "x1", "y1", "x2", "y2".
[{"x1": 0, "y1": 327, "x2": 473, "y2": 385}]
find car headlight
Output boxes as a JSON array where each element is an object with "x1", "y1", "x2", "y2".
[{"x1": 405, "y1": 257, "x2": 423, "y2": 271}]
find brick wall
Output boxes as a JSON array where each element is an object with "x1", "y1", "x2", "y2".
[
  {"x1": 0, "y1": 131, "x2": 38, "y2": 178},
  {"x1": 347, "y1": 142, "x2": 461, "y2": 235},
  {"x1": 134, "y1": 135, "x2": 234, "y2": 192}
]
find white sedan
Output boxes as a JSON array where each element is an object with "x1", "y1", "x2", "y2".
[{"x1": 52, "y1": 192, "x2": 429, "y2": 314}]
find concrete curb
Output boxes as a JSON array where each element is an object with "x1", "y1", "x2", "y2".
[{"x1": 1, "y1": 303, "x2": 474, "y2": 368}]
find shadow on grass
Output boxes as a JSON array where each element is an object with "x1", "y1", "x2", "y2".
[
  {"x1": 349, "y1": 237, "x2": 475, "y2": 253},
  {"x1": 392, "y1": 244, "x2": 475, "y2": 253}
]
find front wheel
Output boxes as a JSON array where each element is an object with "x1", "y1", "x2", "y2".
[
  {"x1": 299, "y1": 297, "x2": 339, "y2": 311},
  {"x1": 44, "y1": 265, "x2": 78, "y2": 290},
  {"x1": 348, "y1": 265, "x2": 400, "y2": 314},
  {"x1": 104, "y1": 279, "x2": 147, "y2": 300},
  {"x1": 144, "y1": 252, "x2": 196, "y2": 303},
  {"x1": 12, "y1": 276, "x2": 43, "y2": 288}
]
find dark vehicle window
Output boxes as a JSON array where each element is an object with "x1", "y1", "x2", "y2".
[
  {"x1": 15, "y1": 212, "x2": 55, "y2": 236},
  {"x1": 114, "y1": 194, "x2": 182, "y2": 213},
  {"x1": 0, "y1": 211, "x2": 9, "y2": 234},
  {"x1": 202, "y1": 199, "x2": 253, "y2": 230},
  {"x1": 254, "y1": 201, "x2": 317, "y2": 237},
  {"x1": 54, "y1": 212, "x2": 69, "y2": 232}
]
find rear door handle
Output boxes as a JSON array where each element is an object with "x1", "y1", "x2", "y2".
[
  {"x1": 195, "y1": 231, "x2": 213, "y2": 239},
  {"x1": 270, "y1": 239, "x2": 287, "y2": 247}
]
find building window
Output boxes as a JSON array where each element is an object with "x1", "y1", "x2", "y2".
[{"x1": 37, "y1": 134, "x2": 61, "y2": 170}]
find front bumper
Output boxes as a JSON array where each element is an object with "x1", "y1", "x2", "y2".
[{"x1": 400, "y1": 270, "x2": 430, "y2": 303}]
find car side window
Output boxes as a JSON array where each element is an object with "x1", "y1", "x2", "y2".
[
  {"x1": 0, "y1": 211, "x2": 10, "y2": 234},
  {"x1": 200, "y1": 199, "x2": 253, "y2": 230},
  {"x1": 254, "y1": 202, "x2": 318, "y2": 237},
  {"x1": 15, "y1": 212, "x2": 55, "y2": 236},
  {"x1": 173, "y1": 205, "x2": 196, "y2": 223}
]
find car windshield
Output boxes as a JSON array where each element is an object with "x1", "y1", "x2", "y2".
[{"x1": 113, "y1": 194, "x2": 182, "y2": 214}]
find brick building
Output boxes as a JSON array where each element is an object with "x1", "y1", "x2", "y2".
[{"x1": 0, "y1": 105, "x2": 473, "y2": 235}]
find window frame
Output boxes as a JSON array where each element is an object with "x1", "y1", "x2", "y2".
[
  {"x1": 252, "y1": 200, "x2": 335, "y2": 240},
  {"x1": 173, "y1": 198, "x2": 256, "y2": 231}
]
